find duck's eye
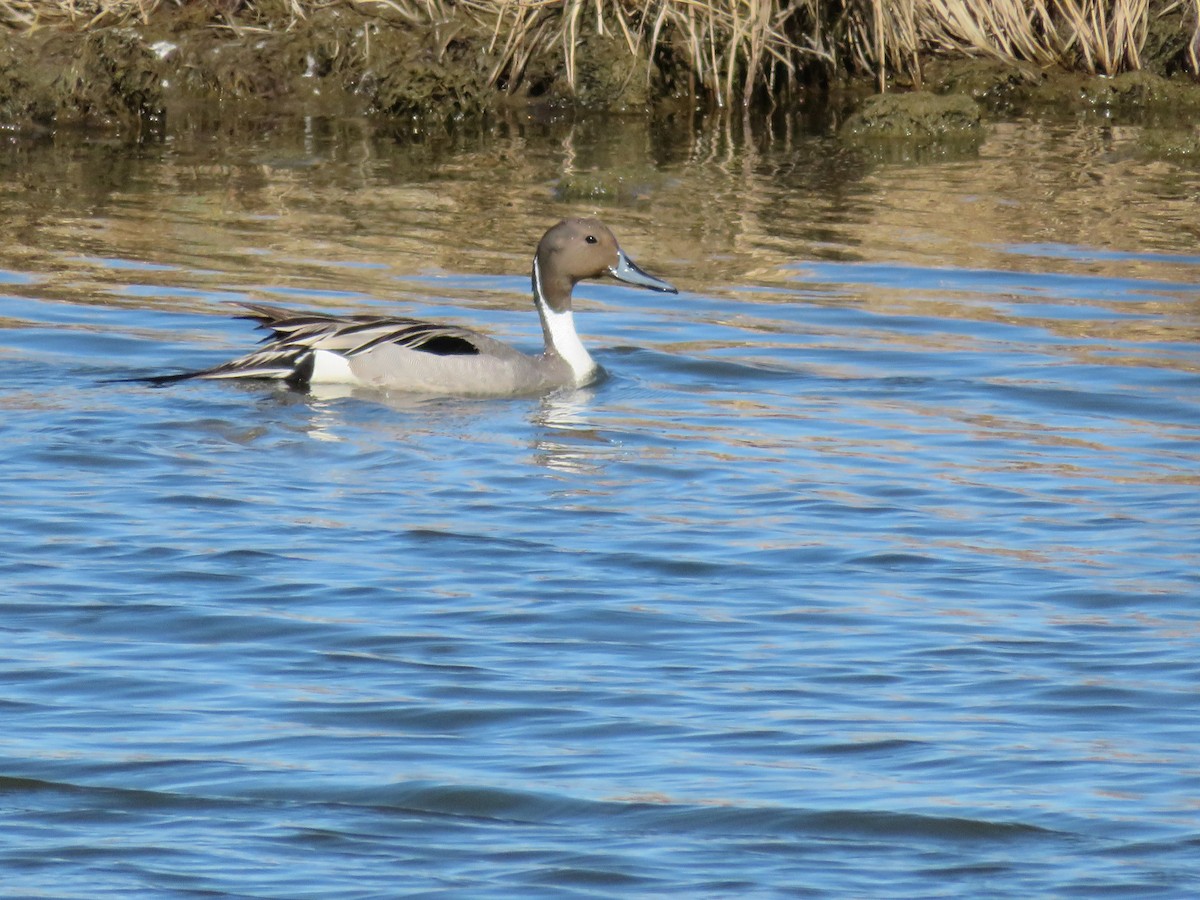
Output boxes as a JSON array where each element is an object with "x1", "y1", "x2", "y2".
[{"x1": 585, "y1": 234, "x2": 598, "y2": 244}]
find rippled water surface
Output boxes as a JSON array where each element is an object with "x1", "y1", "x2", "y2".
[{"x1": 2, "y1": 114, "x2": 1199, "y2": 897}]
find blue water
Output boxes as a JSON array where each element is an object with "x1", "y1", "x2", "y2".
[{"x1": 2, "y1": 120, "x2": 1199, "y2": 897}]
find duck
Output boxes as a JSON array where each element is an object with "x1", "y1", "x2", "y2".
[{"x1": 145, "y1": 218, "x2": 677, "y2": 396}]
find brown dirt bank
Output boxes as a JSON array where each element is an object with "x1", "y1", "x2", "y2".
[
  {"x1": 0, "y1": 0, "x2": 690, "y2": 133},
  {"x1": 3, "y1": 1, "x2": 1200, "y2": 138}
]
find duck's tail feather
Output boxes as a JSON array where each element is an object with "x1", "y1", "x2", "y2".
[{"x1": 111, "y1": 347, "x2": 315, "y2": 388}]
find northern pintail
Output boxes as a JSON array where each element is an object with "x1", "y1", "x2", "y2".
[{"x1": 146, "y1": 218, "x2": 676, "y2": 396}]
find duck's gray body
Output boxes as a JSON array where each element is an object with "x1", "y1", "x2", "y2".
[
  {"x1": 339, "y1": 334, "x2": 572, "y2": 397},
  {"x1": 146, "y1": 219, "x2": 676, "y2": 397}
]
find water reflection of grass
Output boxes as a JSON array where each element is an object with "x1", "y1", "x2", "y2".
[
  {"x1": 1, "y1": 1, "x2": 1196, "y2": 108},
  {"x1": 5, "y1": 115, "x2": 1197, "y2": 366}
]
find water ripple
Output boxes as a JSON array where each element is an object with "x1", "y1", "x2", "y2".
[{"x1": 2, "y1": 119, "x2": 1199, "y2": 898}]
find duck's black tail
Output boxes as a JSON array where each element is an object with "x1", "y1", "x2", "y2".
[
  {"x1": 106, "y1": 347, "x2": 314, "y2": 388},
  {"x1": 100, "y1": 368, "x2": 210, "y2": 387}
]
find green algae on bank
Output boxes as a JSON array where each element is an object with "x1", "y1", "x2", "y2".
[
  {"x1": 838, "y1": 91, "x2": 984, "y2": 160},
  {"x1": 0, "y1": 27, "x2": 166, "y2": 129},
  {"x1": 554, "y1": 170, "x2": 663, "y2": 205},
  {"x1": 1137, "y1": 127, "x2": 1200, "y2": 166},
  {"x1": 923, "y1": 58, "x2": 1200, "y2": 120}
]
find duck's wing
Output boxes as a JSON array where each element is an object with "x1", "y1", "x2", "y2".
[
  {"x1": 237, "y1": 303, "x2": 483, "y2": 357},
  {"x1": 141, "y1": 304, "x2": 487, "y2": 386}
]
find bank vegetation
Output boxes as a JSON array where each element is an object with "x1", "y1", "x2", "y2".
[{"x1": 1, "y1": 0, "x2": 1198, "y2": 121}]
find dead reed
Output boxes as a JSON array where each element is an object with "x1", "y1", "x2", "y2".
[
  {"x1": 2, "y1": 0, "x2": 1197, "y2": 104},
  {"x1": 0, "y1": 0, "x2": 160, "y2": 28},
  {"x1": 853, "y1": 0, "x2": 1161, "y2": 80},
  {"x1": 483, "y1": 0, "x2": 823, "y2": 105}
]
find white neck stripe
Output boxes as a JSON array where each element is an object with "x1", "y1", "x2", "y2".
[
  {"x1": 533, "y1": 255, "x2": 545, "y2": 308},
  {"x1": 533, "y1": 256, "x2": 596, "y2": 385},
  {"x1": 543, "y1": 306, "x2": 596, "y2": 384}
]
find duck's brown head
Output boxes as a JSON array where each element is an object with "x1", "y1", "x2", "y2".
[{"x1": 533, "y1": 218, "x2": 677, "y2": 313}]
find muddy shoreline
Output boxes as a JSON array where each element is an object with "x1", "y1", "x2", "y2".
[{"x1": 3, "y1": 2, "x2": 1200, "y2": 147}]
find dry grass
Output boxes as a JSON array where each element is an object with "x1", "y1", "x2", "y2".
[
  {"x1": 489, "y1": 0, "x2": 825, "y2": 104},
  {"x1": 847, "y1": 0, "x2": 1176, "y2": 82},
  {"x1": 1, "y1": 0, "x2": 1196, "y2": 104},
  {"x1": 0, "y1": 0, "x2": 160, "y2": 28}
]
